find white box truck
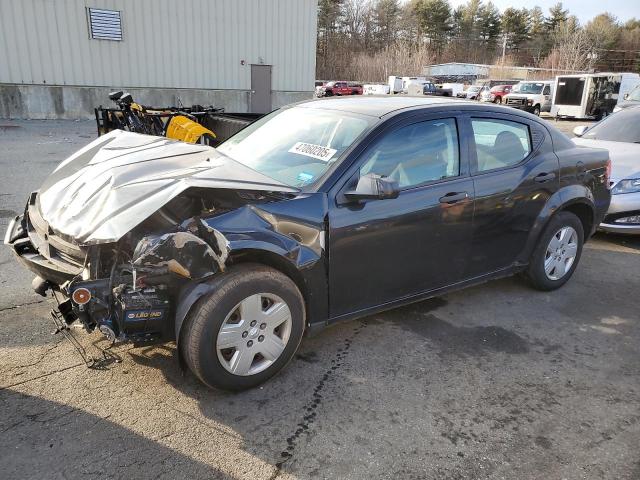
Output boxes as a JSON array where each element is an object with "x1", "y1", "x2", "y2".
[{"x1": 551, "y1": 73, "x2": 640, "y2": 120}]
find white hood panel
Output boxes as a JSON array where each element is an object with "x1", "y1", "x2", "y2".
[{"x1": 38, "y1": 130, "x2": 296, "y2": 245}]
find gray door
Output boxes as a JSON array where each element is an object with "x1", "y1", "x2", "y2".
[{"x1": 250, "y1": 64, "x2": 272, "y2": 113}]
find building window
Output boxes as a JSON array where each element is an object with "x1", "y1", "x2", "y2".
[{"x1": 87, "y1": 8, "x2": 123, "y2": 41}]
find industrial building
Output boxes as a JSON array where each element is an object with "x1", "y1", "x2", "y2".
[
  {"x1": 0, "y1": 0, "x2": 317, "y2": 118},
  {"x1": 423, "y1": 62, "x2": 584, "y2": 83}
]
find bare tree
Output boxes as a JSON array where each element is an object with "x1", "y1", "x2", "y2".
[{"x1": 541, "y1": 21, "x2": 597, "y2": 72}]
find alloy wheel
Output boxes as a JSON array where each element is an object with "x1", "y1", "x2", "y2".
[
  {"x1": 544, "y1": 226, "x2": 578, "y2": 281},
  {"x1": 216, "y1": 293, "x2": 292, "y2": 376}
]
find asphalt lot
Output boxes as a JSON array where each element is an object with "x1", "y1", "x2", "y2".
[{"x1": 1, "y1": 118, "x2": 639, "y2": 480}]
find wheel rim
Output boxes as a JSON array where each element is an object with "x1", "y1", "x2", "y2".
[
  {"x1": 544, "y1": 226, "x2": 578, "y2": 281},
  {"x1": 216, "y1": 293, "x2": 292, "y2": 376}
]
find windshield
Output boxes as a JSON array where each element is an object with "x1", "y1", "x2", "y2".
[
  {"x1": 627, "y1": 85, "x2": 640, "y2": 101},
  {"x1": 217, "y1": 107, "x2": 374, "y2": 187},
  {"x1": 581, "y1": 108, "x2": 640, "y2": 143},
  {"x1": 469, "y1": 86, "x2": 481, "y2": 92},
  {"x1": 512, "y1": 82, "x2": 544, "y2": 94}
]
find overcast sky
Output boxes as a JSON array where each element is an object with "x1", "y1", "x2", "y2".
[{"x1": 446, "y1": 0, "x2": 639, "y2": 24}]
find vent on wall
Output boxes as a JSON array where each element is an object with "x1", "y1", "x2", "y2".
[{"x1": 87, "y1": 8, "x2": 123, "y2": 41}]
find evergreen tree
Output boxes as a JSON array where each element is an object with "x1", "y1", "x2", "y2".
[
  {"x1": 502, "y1": 7, "x2": 530, "y2": 50},
  {"x1": 545, "y1": 2, "x2": 569, "y2": 32},
  {"x1": 414, "y1": 0, "x2": 453, "y2": 53},
  {"x1": 478, "y1": 2, "x2": 501, "y2": 43},
  {"x1": 373, "y1": 0, "x2": 401, "y2": 48}
]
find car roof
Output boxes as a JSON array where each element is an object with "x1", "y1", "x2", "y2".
[{"x1": 294, "y1": 96, "x2": 478, "y2": 118}]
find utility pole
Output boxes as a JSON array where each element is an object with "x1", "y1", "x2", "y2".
[{"x1": 501, "y1": 34, "x2": 507, "y2": 67}]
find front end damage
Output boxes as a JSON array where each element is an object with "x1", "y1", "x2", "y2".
[
  {"x1": 7, "y1": 194, "x2": 232, "y2": 345},
  {"x1": 5, "y1": 130, "x2": 326, "y2": 351}
]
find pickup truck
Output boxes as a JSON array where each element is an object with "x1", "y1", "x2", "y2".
[
  {"x1": 422, "y1": 82, "x2": 453, "y2": 96},
  {"x1": 317, "y1": 81, "x2": 363, "y2": 97}
]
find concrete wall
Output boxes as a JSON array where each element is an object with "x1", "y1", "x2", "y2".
[
  {"x1": 0, "y1": 84, "x2": 313, "y2": 119},
  {"x1": 0, "y1": 0, "x2": 317, "y2": 118},
  {"x1": 0, "y1": 0, "x2": 317, "y2": 92}
]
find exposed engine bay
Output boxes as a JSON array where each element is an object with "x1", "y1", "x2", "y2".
[
  {"x1": 21, "y1": 187, "x2": 295, "y2": 346},
  {"x1": 5, "y1": 130, "x2": 323, "y2": 350}
]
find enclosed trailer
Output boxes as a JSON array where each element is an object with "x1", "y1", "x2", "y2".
[{"x1": 551, "y1": 73, "x2": 640, "y2": 120}]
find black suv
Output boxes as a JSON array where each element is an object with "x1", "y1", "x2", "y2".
[{"x1": 5, "y1": 97, "x2": 611, "y2": 390}]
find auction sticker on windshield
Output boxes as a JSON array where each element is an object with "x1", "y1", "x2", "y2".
[{"x1": 289, "y1": 142, "x2": 337, "y2": 162}]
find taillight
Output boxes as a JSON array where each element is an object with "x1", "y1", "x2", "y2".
[{"x1": 605, "y1": 158, "x2": 612, "y2": 189}]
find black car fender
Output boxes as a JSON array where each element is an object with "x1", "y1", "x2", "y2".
[{"x1": 518, "y1": 184, "x2": 596, "y2": 264}]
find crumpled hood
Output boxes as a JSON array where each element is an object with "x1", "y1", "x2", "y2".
[
  {"x1": 572, "y1": 137, "x2": 640, "y2": 183},
  {"x1": 38, "y1": 130, "x2": 297, "y2": 245}
]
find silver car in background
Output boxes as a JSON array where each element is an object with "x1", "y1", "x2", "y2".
[{"x1": 573, "y1": 107, "x2": 640, "y2": 234}]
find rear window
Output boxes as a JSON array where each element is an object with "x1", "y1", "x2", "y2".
[
  {"x1": 581, "y1": 109, "x2": 640, "y2": 143},
  {"x1": 471, "y1": 119, "x2": 532, "y2": 172}
]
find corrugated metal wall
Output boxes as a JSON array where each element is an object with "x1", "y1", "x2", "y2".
[{"x1": 0, "y1": 0, "x2": 317, "y2": 92}]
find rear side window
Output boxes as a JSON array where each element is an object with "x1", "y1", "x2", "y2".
[
  {"x1": 360, "y1": 118, "x2": 460, "y2": 189},
  {"x1": 471, "y1": 119, "x2": 531, "y2": 172}
]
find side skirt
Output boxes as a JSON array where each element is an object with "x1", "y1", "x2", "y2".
[{"x1": 306, "y1": 264, "x2": 526, "y2": 336}]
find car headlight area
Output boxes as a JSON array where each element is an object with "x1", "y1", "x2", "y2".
[
  {"x1": 600, "y1": 180, "x2": 640, "y2": 233},
  {"x1": 612, "y1": 178, "x2": 640, "y2": 195}
]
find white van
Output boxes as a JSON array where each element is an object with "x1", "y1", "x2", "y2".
[{"x1": 504, "y1": 81, "x2": 554, "y2": 116}]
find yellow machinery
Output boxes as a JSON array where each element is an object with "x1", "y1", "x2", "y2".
[{"x1": 165, "y1": 115, "x2": 217, "y2": 144}]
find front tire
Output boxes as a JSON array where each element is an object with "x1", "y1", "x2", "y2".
[
  {"x1": 182, "y1": 264, "x2": 305, "y2": 391},
  {"x1": 525, "y1": 212, "x2": 584, "y2": 291},
  {"x1": 533, "y1": 105, "x2": 541, "y2": 116}
]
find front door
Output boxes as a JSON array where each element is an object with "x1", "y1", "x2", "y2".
[
  {"x1": 465, "y1": 113, "x2": 559, "y2": 277},
  {"x1": 328, "y1": 116, "x2": 475, "y2": 318},
  {"x1": 250, "y1": 64, "x2": 272, "y2": 114}
]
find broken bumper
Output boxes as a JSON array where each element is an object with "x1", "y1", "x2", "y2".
[{"x1": 5, "y1": 198, "x2": 83, "y2": 287}]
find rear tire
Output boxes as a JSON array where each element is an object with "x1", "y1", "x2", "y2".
[
  {"x1": 182, "y1": 264, "x2": 305, "y2": 391},
  {"x1": 525, "y1": 212, "x2": 584, "y2": 291}
]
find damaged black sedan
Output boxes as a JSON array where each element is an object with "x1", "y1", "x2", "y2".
[{"x1": 5, "y1": 97, "x2": 611, "y2": 390}]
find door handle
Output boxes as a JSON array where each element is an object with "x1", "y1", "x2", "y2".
[
  {"x1": 534, "y1": 172, "x2": 556, "y2": 183},
  {"x1": 439, "y1": 191, "x2": 469, "y2": 204}
]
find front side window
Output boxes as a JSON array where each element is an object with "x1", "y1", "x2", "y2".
[
  {"x1": 217, "y1": 107, "x2": 374, "y2": 188},
  {"x1": 360, "y1": 119, "x2": 460, "y2": 189},
  {"x1": 472, "y1": 119, "x2": 532, "y2": 172},
  {"x1": 543, "y1": 85, "x2": 551, "y2": 95}
]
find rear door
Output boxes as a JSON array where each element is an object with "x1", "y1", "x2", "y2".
[
  {"x1": 328, "y1": 113, "x2": 475, "y2": 318},
  {"x1": 464, "y1": 113, "x2": 559, "y2": 277}
]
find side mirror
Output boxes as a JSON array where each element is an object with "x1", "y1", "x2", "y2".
[
  {"x1": 344, "y1": 173, "x2": 399, "y2": 202},
  {"x1": 573, "y1": 125, "x2": 589, "y2": 137},
  {"x1": 108, "y1": 90, "x2": 123, "y2": 101},
  {"x1": 624, "y1": 93, "x2": 629, "y2": 100}
]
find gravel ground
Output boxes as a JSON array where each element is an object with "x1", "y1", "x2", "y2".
[{"x1": 1, "y1": 118, "x2": 638, "y2": 480}]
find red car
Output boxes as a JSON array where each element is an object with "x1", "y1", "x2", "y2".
[
  {"x1": 480, "y1": 85, "x2": 513, "y2": 103},
  {"x1": 317, "y1": 81, "x2": 363, "y2": 97}
]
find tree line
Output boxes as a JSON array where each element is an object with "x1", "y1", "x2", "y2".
[{"x1": 317, "y1": 0, "x2": 640, "y2": 81}]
